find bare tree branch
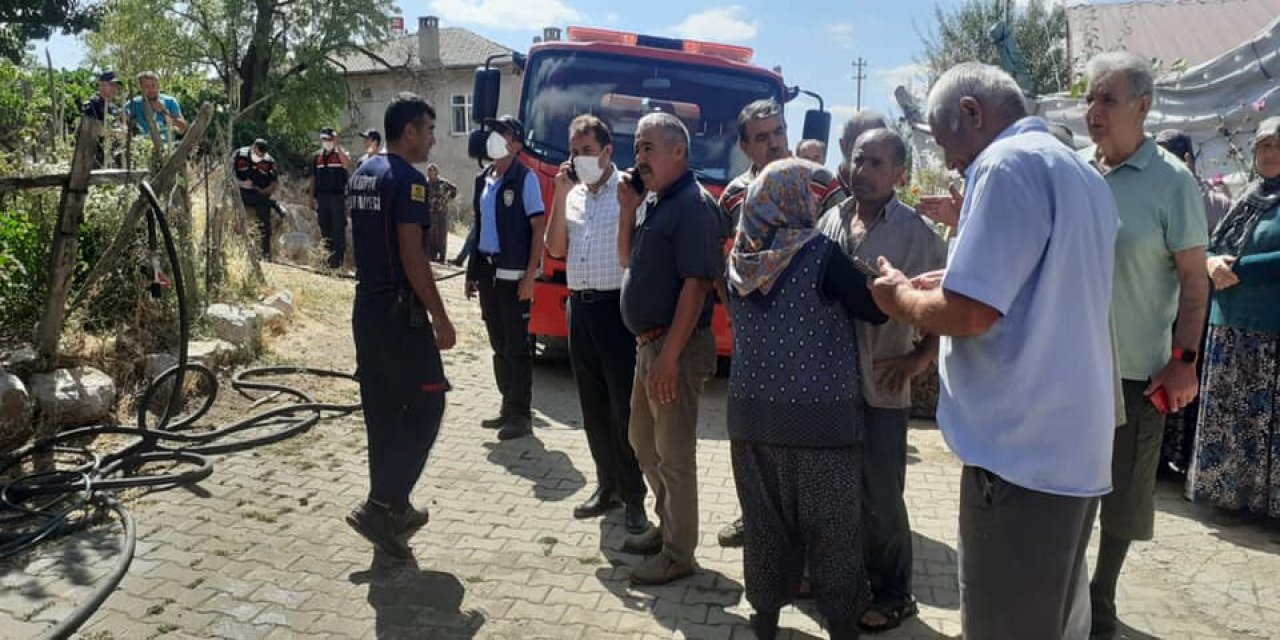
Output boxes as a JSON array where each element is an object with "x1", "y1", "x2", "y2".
[{"x1": 353, "y1": 44, "x2": 407, "y2": 72}]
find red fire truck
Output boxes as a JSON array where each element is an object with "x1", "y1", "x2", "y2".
[{"x1": 470, "y1": 26, "x2": 831, "y2": 357}]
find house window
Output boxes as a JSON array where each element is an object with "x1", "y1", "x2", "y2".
[
  {"x1": 360, "y1": 88, "x2": 373, "y2": 100},
  {"x1": 451, "y1": 94, "x2": 476, "y2": 135}
]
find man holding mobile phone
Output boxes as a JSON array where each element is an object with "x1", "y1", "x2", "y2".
[
  {"x1": 1080, "y1": 52, "x2": 1209, "y2": 640},
  {"x1": 545, "y1": 115, "x2": 650, "y2": 535},
  {"x1": 817, "y1": 127, "x2": 946, "y2": 633}
]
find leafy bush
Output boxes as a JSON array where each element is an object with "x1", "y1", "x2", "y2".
[{"x1": 0, "y1": 203, "x2": 53, "y2": 334}]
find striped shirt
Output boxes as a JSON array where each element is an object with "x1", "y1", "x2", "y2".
[{"x1": 565, "y1": 166, "x2": 626, "y2": 291}]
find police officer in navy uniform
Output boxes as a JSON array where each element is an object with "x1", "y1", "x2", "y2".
[
  {"x1": 465, "y1": 115, "x2": 547, "y2": 441},
  {"x1": 356, "y1": 129, "x2": 382, "y2": 168},
  {"x1": 82, "y1": 71, "x2": 124, "y2": 167},
  {"x1": 233, "y1": 139, "x2": 280, "y2": 261},
  {"x1": 311, "y1": 127, "x2": 352, "y2": 268},
  {"x1": 345, "y1": 92, "x2": 456, "y2": 559},
  {"x1": 81, "y1": 71, "x2": 123, "y2": 122}
]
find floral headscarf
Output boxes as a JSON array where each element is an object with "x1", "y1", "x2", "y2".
[{"x1": 727, "y1": 158, "x2": 822, "y2": 297}]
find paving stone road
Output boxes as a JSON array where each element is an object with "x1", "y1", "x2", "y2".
[{"x1": 2, "y1": 258, "x2": 1278, "y2": 640}]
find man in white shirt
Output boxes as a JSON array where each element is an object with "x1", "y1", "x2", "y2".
[{"x1": 546, "y1": 115, "x2": 649, "y2": 535}]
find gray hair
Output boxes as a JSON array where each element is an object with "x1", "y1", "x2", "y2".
[
  {"x1": 136, "y1": 70, "x2": 159, "y2": 83},
  {"x1": 926, "y1": 62, "x2": 1028, "y2": 132},
  {"x1": 796, "y1": 139, "x2": 825, "y2": 154},
  {"x1": 637, "y1": 112, "x2": 690, "y2": 153},
  {"x1": 1084, "y1": 51, "x2": 1155, "y2": 101},
  {"x1": 854, "y1": 128, "x2": 908, "y2": 167},
  {"x1": 737, "y1": 99, "x2": 783, "y2": 142},
  {"x1": 841, "y1": 110, "x2": 889, "y2": 144}
]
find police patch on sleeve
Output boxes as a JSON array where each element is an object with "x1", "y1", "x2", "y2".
[{"x1": 411, "y1": 184, "x2": 427, "y2": 202}]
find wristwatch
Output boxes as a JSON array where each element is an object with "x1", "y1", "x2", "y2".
[{"x1": 1172, "y1": 347, "x2": 1198, "y2": 363}]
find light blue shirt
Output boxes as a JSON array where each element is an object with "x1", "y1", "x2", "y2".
[
  {"x1": 479, "y1": 169, "x2": 544, "y2": 254},
  {"x1": 938, "y1": 117, "x2": 1118, "y2": 497},
  {"x1": 127, "y1": 94, "x2": 183, "y2": 139}
]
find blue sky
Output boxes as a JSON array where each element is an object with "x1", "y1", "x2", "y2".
[{"x1": 37, "y1": 0, "x2": 971, "y2": 158}]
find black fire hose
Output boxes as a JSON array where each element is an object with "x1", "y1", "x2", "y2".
[{"x1": 0, "y1": 181, "x2": 361, "y2": 639}]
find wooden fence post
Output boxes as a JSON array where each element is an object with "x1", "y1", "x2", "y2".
[
  {"x1": 69, "y1": 103, "x2": 214, "y2": 314},
  {"x1": 34, "y1": 117, "x2": 101, "y2": 369}
]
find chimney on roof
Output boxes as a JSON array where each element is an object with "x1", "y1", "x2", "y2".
[
  {"x1": 543, "y1": 27, "x2": 562, "y2": 42},
  {"x1": 532, "y1": 36, "x2": 543, "y2": 44},
  {"x1": 418, "y1": 16, "x2": 441, "y2": 67}
]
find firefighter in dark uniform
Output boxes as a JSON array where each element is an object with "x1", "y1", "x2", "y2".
[
  {"x1": 465, "y1": 115, "x2": 547, "y2": 441},
  {"x1": 233, "y1": 139, "x2": 280, "y2": 261},
  {"x1": 311, "y1": 127, "x2": 352, "y2": 268},
  {"x1": 345, "y1": 92, "x2": 455, "y2": 559},
  {"x1": 716, "y1": 98, "x2": 849, "y2": 550},
  {"x1": 81, "y1": 71, "x2": 124, "y2": 167}
]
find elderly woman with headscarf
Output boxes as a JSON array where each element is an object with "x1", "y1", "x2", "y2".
[
  {"x1": 1188, "y1": 116, "x2": 1280, "y2": 520},
  {"x1": 725, "y1": 158, "x2": 888, "y2": 640}
]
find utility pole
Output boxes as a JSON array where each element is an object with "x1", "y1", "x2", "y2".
[{"x1": 852, "y1": 57, "x2": 867, "y2": 110}]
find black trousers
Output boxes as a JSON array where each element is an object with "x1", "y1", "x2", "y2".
[
  {"x1": 861, "y1": 405, "x2": 914, "y2": 609},
  {"x1": 732, "y1": 441, "x2": 868, "y2": 630},
  {"x1": 567, "y1": 291, "x2": 646, "y2": 505},
  {"x1": 248, "y1": 201, "x2": 272, "y2": 259},
  {"x1": 352, "y1": 294, "x2": 449, "y2": 511},
  {"x1": 474, "y1": 259, "x2": 532, "y2": 419},
  {"x1": 317, "y1": 193, "x2": 346, "y2": 267}
]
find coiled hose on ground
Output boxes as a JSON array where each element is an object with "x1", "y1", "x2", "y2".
[{"x1": 0, "y1": 182, "x2": 362, "y2": 638}]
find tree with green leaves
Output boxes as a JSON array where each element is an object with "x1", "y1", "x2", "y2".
[
  {"x1": 85, "y1": 0, "x2": 395, "y2": 163},
  {"x1": 920, "y1": 0, "x2": 1070, "y2": 97},
  {"x1": 0, "y1": 0, "x2": 101, "y2": 64}
]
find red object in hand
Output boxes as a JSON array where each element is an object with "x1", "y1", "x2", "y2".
[{"x1": 1149, "y1": 385, "x2": 1170, "y2": 416}]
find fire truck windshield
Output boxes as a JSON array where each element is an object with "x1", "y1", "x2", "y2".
[{"x1": 519, "y1": 49, "x2": 783, "y2": 185}]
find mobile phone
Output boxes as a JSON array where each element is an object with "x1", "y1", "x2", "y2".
[
  {"x1": 566, "y1": 157, "x2": 578, "y2": 183},
  {"x1": 1148, "y1": 384, "x2": 1170, "y2": 416},
  {"x1": 851, "y1": 256, "x2": 881, "y2": 279},
  {"x1": 625, "y1": 168, "x2": 646, "y2": 194}
]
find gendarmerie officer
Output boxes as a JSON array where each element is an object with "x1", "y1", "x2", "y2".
[
  {"x1": 311, "y1": 127, "x2": 352, "y2": 268},
  {"x1": 233, "y1": 139, "x2": 280, "y2": 261},
  {"x1": 464, "y1": 115, "x2": 547, "y2": 441},
  {"x1": 345, "y1": 92, "x2": 456, "y2": 559}
]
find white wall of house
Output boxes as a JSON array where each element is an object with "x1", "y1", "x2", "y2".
[{"x1": 342, "y1": 66, "x2": 522, "y2": 215}]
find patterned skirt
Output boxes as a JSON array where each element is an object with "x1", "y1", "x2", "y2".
[{"x1": 1187, "y1": 324, "x2": 1280, "y2": 518}]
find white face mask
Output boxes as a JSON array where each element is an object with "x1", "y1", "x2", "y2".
[
  {"x1": 573, "y1": 155, "x2": 606, "y2": 185},
  {"x1": 322, "y1": 141, "x2": 335, "y2": 151},
  {"x1": 486, "y1": 131, "x2": 510, "y2": 160}
]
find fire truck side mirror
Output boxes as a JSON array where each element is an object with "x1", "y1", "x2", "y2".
[
  {"x1": 473, "y1": 67, "x2": 502, "y2": 124},
  {"x1": 468, "y1": 129, "x2": 490, "y2": 161},
  {"x1": 802, "y1": 109, "x2": 831, "y2": 146}
]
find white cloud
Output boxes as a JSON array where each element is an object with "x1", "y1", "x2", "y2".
[
  {"x1": 874, "y1": 63, "x2": 926, "y2": 93},
  {"x1": 429, "y1": 0, "x2": 580, "y2": 29},
  {"x1": 827, "y1": 22, "x2": 854, "y2": 49},
  {"x1": 664, "y1": 6, "x2": 758, "y2": 42}
]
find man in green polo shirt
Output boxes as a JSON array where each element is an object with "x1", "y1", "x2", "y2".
[{"x1": 1080, "y1": 51, "x2": 1209, "y2": 640}]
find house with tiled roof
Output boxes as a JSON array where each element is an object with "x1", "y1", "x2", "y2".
[{"x1": 333, "y1": 16, "x2": 524, "y2": 213}]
